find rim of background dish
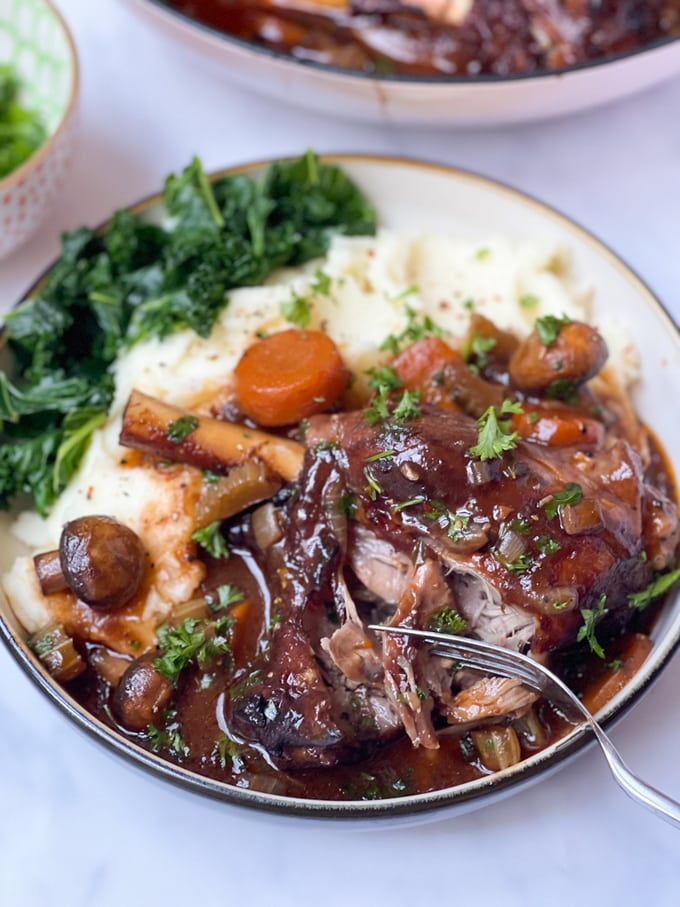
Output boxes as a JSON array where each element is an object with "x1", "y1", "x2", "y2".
[
  {"x1": 0, "y1": 0, "x2": 79, "y2": 192},
  {"x1": 143, "y1": 0, "x2": 680, "y2": 86},
  {"x1": 0, "y1": 153, "x2": 678, "y2": 821}
]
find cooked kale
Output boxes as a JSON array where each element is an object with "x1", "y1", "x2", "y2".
[
  {"x1": 0, "y1": 64, "x2": 47, "y2": 178},
  {"x1": 0, "y1": 151, "x2": 376, "y2": 514}
]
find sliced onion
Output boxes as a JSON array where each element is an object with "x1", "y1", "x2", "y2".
[
  {"x1": 513, "y1": 707, "x2": 548, "y2": 749},
  {"x1": 87, "y1": 645, "x2": 132, "y2": 686},
  {"x1": 495, "y1": 529, "x2": 527, "y2": 564},
  {"x1": 560, "y1": 498, "x2": 603, "y2": 535},
  {"x1": 251, "y1": 502, "x2": 283, "y2": 550},
  {"x1": 466, "y1": 459, "x2": 491, "y2": 485},
  {"x1": 471, "y1": 726, "x2": 521, "y2": 771}
]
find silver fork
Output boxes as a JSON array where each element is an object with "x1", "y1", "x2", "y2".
[{"x1": 370, "y1": 624, "x2": 680, "y2": 829}]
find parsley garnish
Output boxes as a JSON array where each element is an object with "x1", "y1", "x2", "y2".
[
  {"x1": 495, "y1": 551, "x2": 533, "y2": 574},
  {"x1": 191, "y1": 520, "x2": 229, "y2": 558},
  {"x1": 366, "y1": 365, "x2": 403, "y2": 393},
  {"x1": 363, "y1": 466, "x2": 383, "y2": 500},
  {"x1": 167, "y1": 414, "x2": 198, "y2": 443},
  {"x1": 147, "y1": 713, "x2": 189, "y2": 759},
  {"x1": 543, "y1": 483, "x2": 583, "y2": 520},
  {"x1": 215, "y1": 732, "x2": 242, "y2": 770},
  {"x1": 535, "y1": 314, "x2": 571, "y2": 346},
  {"x1": 421, "y1": 500, "x2": 470, "y2": 541},
  {"x1": 577, "y1": 594, "x2": 608, "y2": 659},
  {"x1": 154, "y1": 615, "x2": 234, "y2": 686},
  {"x1": 338, "y1": 489, "x2": 358, "y2": 518},
  {"x1": 519, "y1": 294, "x2": 539, "y2": 309},
  {"x1": 365, "y1": 386, "x2": 421, "y2": 427},
  {"x1": 280, "y1": 294, "x2": 311, "y2": 328},
  {"x1": 463, "y1": 333, "x2": 496, "y2": 364},
  {"x1": 430, "y1": 608, "x2": 467, "y2": 635},
  {"x1": 379, "y1": 306, "x2": 447, "y2": 354},
  {"x1": 366, "y1": 449, "x2": 396, "y2": 462},
  {"x1": 392, "y1": 389, "x2": 421, "y2": 422},
  {"x1": 209, "y1": 583, "x2": 245, "y2": 611},
  {"x1": 310, "y1": 269, "x2": 332, "y2": 297},
  {"x1": 536, "y1": 535, "x2": 561, "y2": 555},
  {"x1": 393, "y1": 496, "x2": 426, "y2": 513},
  {"x1": 468, "y1": 399, "x2": 523, "y2": 461},
  {"x1": 627, "y1": 569, "x2": 680, "y2": 611}
]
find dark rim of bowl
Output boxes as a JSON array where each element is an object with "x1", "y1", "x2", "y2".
[
  {"x1": 141, "y1": 0, "x2": 680, "y2": 85},
  {"x1": 1, "y1": 153, "x2": 679, "y2": 820}
]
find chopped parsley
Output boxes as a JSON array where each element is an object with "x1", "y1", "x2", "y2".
[
  {"x1": 577, "y1": 594, "x2": 608, "y2": 659},
  {"x1": 338, "y1": 489, "x2": 358, "y2": 518},
  {"x1": 627, "y1": 568, "x2": 680, "y2": 611},
  {"x1": 167, "y1": 414, "x2": 198, "y2": 443},
  {"x1": 535, "y1": 314, "x2": 571, "y2": 347},
  {"x1": 536, "y1": 535, "x2": 561, "y2": 555},
  {"x1": 363, "y1": 466, "x2": 383, "y2": 499},
  {"x1": 543, "y1": 483, "x2": 583, "y2": 520},
  {"x1": 209, "y1": 583, "x2": 245, "y2": 611},
  {"x1": 155, "y1": 615, "x2": 234, "y2": 686},
  {"x1": 519, "y1": 294, "x2": 539, "y2": 309},
  {"x1": 393, "y1": 496, "x2": 426, "y2": 513},
  {"x1": 421, "y1": 500, "x2": 470, "y2": 541},
  {"x1": 495, "y1": 551, "x2": 533, "y2": 574},
  {"x1": 430, "y1": 607, "x2": 467, "y2": 635},
  {"x1": 191, "y1": 520, "x2": 229, "y2": 558},
  {"x1": 215, "y1": 732, "x2": 242, "y2": 770},
  {"x1": 310, "y1": 268, "x2": 333, "y2": 297},
  {"x1": 391, "y1": 388, "x2": 421, "y2": 422},
  {"x1": 367, "y1": 365, "x2": 403, "y2": 393},
  {"x1": 468, "y1": 399, "x2": 523, "y2": 461},
  {"x1": 280, "y1": 294, "x2": 311, "y2": 328},
  {"x1": 379, "y1": 306, "x2": 447, "y2": 354},
  {"x1": 463, "y1": 333, "x2": 496, "y2": 364},
  {"x1": 509, "y1": 516, "x2": 531, "y2": 535},
  {"x1": 366, "y1": 448, "x2": 396, "y2": 462},
  {"x1": 365, "y1": 386, "x2": 421, "y2": 427}
]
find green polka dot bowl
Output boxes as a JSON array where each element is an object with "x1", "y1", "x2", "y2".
[{"x1": 0, "y1": 0, "x2": 78, "y2": 259}]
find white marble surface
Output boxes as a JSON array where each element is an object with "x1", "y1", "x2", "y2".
[{"x1": 1, "y1": 2, "x2": 679, "y2": 904}]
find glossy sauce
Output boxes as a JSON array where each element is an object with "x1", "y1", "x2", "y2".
[{"x1": 71, "y1": 425, "x2": 675, "y2": 802}]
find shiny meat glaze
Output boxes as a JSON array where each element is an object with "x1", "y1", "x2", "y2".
[{"x1": 229, "y1": 402, "x2": 678, "y2": 768}]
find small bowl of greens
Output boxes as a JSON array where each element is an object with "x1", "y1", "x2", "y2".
[{"x1": 0, "y1": 0, "x2": 78, "y2": 259}]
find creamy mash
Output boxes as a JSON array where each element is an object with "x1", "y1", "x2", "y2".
[{"x1": 2, "y1": 229, "x2": 632, "y2": 643}]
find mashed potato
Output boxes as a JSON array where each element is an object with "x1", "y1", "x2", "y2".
[{"x1": 2, "y1": 229, "x2": 634, "y2": 645}]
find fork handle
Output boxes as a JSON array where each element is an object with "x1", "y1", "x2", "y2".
[{"x1": 589, "y1": 720, "x2": 680, "y2": 830}]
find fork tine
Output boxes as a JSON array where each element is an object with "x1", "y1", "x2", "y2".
[
  {"x1": 369, "y1": 624, "x2": 547, "y2": 692},
  {"x1": 428, "y1": 647, "x2": 540, "y2": 687}
]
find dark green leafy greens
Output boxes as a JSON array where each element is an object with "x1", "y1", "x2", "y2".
[
  {"x1": 0, "y1": 151, "x2": 376, "y2": 515},
  {"x1": 0, "y1": 65, "x2": 47, "y2": 178}
]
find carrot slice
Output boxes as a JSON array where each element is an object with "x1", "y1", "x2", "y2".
[
  {"x1": 511, "y1": 408, "x2": 605, "y2": 448},
  {"x1": 233, "y1": 329, "x2": 349, "y2": 427},
  {"x1": 392, "y1": 337, "x2": 458, "y2": 390}
]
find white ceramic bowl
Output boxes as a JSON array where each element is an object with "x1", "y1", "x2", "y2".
[
  {"x1": 0, "y1": 155, "x2": 678, "y2": 823},
  {"x1": 0, "y1": 0, "x2": 78, "y2": 259},
  {"x1": 125, "y1": 0, "x2": 680, "y2": 126}
]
